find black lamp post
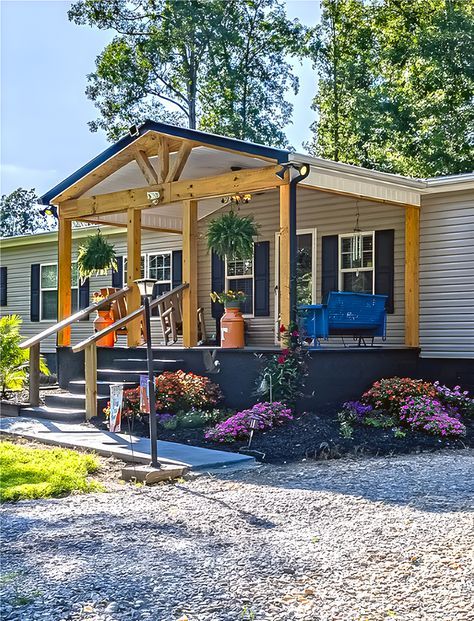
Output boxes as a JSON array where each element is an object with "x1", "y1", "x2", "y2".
[{"x1": 135, "y1": 278, "x2": 160, "y2": 468}]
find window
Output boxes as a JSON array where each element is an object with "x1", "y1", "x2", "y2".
[
  {"x1": 148, "y1": 252, "x2": 172, "y2": 295},
  {"x1": 226, "y1": 256, "x2": 254, "y2": 315},
  {"x1": 40, "y1": 263, "x2": 79, "y2": 321},
  {"x1": 297, "y1": 232, "x2": 315, "y2": 305},
  {"x1": 123, "y1": 255, "x2": 145, "y2": 285},
  {"x1": 339, "y1": 232, "x2": 374, "y2": 294}
]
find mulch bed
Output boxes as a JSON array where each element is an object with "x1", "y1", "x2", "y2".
[{"x1": 93, "y1": 409, "x2": 474, "y2": 464}]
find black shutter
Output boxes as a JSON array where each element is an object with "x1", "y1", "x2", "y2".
[
  {"x1": 111, "y1": 256, "x2": 123, "y2": 287},
  {"x1": 0, "y1": 267, "x2": 7, "y2": 306},
  {"x1": 79, "y1": 278, "x2": 90, "y2": 320},
  {"x1": 211, "y1": 251, "x2": 225, "y2": 320},
  {"x1": 321, "y1": 235, "x2": 339, "y2": 302},
  {"x1": 254, "y1": 241, "x2": 270, "y2": 316},
  {"x1": 375, "y1": 229, "x2": 395, "y2": 313},
  {"x1": 172, "y1": 250, "x2": 182, "y2": 289},
  {"x1": 30, "y1": 264, "x2": 40, "y2": 322}
]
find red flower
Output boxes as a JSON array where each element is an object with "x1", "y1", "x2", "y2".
[
  {"x1": 281, "y1": 348, "x2": 290, "y2": 357},
  {"x1": 279, "y1": 324, "x2": 286, "y2": 333},
  {"x1": 291, "y1": 330, "x2": 299, "y2": 337},
  {"x1": 277, "y1": 355, "x2": 286, "y2": 364}
]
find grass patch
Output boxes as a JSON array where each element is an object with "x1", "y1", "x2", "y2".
[{"x1": 0, "y1": 441, "x2": 104, "y2": 502}]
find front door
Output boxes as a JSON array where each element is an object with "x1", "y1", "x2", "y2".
[{"x1": 274, "y1": 228, "x2": 317, "y2": 342}]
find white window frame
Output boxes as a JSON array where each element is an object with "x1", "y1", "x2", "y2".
[
  {"x1": 147, "y1": 251, "x2": 172, "y2": 290},
  {"x1": 123, "y1": 254, "x2": 146, "y2": 286},
  {"x1": 39, "y1": 262, "x2": 79, "y2": 322},
  {"x1": 338, "y1": 231, "x2": 375, "y2": 294},
  {"x1": 225, "y1": 254, "x2": 255, "y2": 318}
]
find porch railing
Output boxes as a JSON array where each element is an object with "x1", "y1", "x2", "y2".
[
  {"x1": 72, "y1": 283, "x2": 189, "y2": 419},
  {"x1": 19, "y1": 286, "x2": 131, "y2": 407}
]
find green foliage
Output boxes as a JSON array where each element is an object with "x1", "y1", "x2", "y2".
[
  {"x1": 308, "y1": 0, "x2": 474, "y2": 177},
  {"x1": 0, "y1": 441, "x2": 103, "y2": 502},
  {"x1": 256, "y1": 323, "x2": 308, "y2": 407},
  {"x1": 0, "y1": 315, "x2": 49, "y2": 397},
  {"x1": 161, "y1": 408, "x2": 232, "y2": 430},
  {"x1": 206, "y1": 210, "x2": 258, "y2": 260},
  {"x1": 68, "y1": 0, "x2": 308, "y2": 145},
  {"x1": 0, "y1": 188, "x2": 55, "y2": 238},
  {"x1": 76, "y1": 231, "x2": 118, "y2": 280}
]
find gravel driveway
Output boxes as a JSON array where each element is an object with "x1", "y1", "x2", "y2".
[{"x1": 1, "y1": 450, "x2": 473, "y2": 621}]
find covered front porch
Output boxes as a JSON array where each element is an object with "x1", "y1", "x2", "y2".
[{"x1": 41, "y1": 121, "x2": 421, "y2": 353}]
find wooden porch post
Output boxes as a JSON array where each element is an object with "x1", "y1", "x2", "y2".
[
  {"x1": 127, "y1": 207, "x2": 142, "y2": 347},
  {"x1": 182, "y1": 200, "x2": 198, "y2": 347},
  {"x1": 279, "y1": 184, "x2": 291, "y2": 333},
  {"x1": 57, "y1": 216, "x2": 72, "y2": 346},
  {"x1": 405, "y1": 205, "x2": 420, "y2": 347}
]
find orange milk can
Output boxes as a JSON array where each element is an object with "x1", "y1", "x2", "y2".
[{"x1": 220, "y1": 306, "x2": 245, "y2": 348}]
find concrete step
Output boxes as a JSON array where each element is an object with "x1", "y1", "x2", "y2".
[
  {"x1": 68, "y1": 380, "x2": 137, "y2": 395},
  {"x1": 20, "y1": 406, "x2": 85, "y2": 423},
  {"x1": 44, "y1": 392, "x2": 110, "y2": 410},
  {"x1": 112, "y1": 358, "x2": 185, "y2": 371}
]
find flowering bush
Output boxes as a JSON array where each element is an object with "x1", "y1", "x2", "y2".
[
  {"x1": 205, "y1": 402, "x2": 293, "y2": 443},
  {"x1": 255, "y1": 323, "x2": 308, "y2": 406},
  {"x1": 362, "y1": 377, "x2": 437, "y2": 413},
  {"x1": 400, "y1": 396, "x2": 466, "y2": 437},
  {"x1": 159, "y1": 408, "x2": 233, "y2": 430},
  {"x1": 337, "y1": 400, "x2": 397, "y2": 438},
  {"x1": 104, "y1": 370, "x2": 223, "y2": 419},
  {"x1": 433, "y1": 382, "x2": 474, "y2": 418}
]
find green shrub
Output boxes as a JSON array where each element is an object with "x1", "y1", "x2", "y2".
[{"x1": 0, "y1": 315, "x2": 49, "y2": 397}]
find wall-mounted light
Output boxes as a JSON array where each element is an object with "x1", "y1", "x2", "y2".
[
  {"x1": 39, "y1": 205, "x2": 58, "y2": 219},
  {"x1": 221, "y1": 192, "x2": 252, "y2": 206},
  {"x1": 275, "y1": 162, "x2": 310, "y2": 180}
]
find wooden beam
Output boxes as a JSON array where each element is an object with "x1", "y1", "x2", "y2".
[
  {"x1": 182, "y1": 200, "x2": 198, "y2": 347},
  {"x1": 165, "y1": 140, "x2": 193, "y2": 182},
  {"x1": 135, "y1": 149, "x2": 158, "y2": 185},
  {"x1": 59, "y1": 164, "x2": 284, "y2": 219},
  {"x1": 126, "y1": 208, "x2": 142, "y2": 347},
  {"x1": 77, "y1": 217, "x2": 182, "y2": 234},
  {"x1": 57, "y1": 217, "x2": 72, "y2": 346},
  {"x1": 405, "y1": 205, "x2": 420, "y2": 347},
  {"x1": 157, "y1": 136, "x2": 170, "y2": 183},
  {"x1": 29, "y1": 343, "x2": 40, "y2": 406},
  {"x1": 84, "y1": 343, "x2": 97, "y2": 420},
  {"x1": 279, "y1": 184, "x2": 291, "y2": 336}
]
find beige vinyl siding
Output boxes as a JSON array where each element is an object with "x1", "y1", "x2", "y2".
[
  {"x1": 419, "y1": 190, "x2": 474, "y2": 359},
  {"x1": 0, "y1": 228, "x2": 182, "y2": 353},
  {"x1": 2, "y1": 187, "x2": 407, "y2": 352},
  {"x1": 198, "y1": 187, "x2": 406, "y2": 346}
]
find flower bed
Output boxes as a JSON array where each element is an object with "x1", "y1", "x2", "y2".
[{"x1": 338, "y1": 377, "x2": 472, "y2": 439}]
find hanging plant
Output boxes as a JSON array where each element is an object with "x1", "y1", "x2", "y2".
[
  {"x1": 77, "y1": 231, "x2": 118, "y2": 281},
  {"x1": 206, "y1": 210, "x2": 259, "y2": 260}
]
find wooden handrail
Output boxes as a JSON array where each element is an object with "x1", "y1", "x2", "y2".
[
  {"x1": 20, "y1": 286, "x2": 131, "y2": 350},
  {"x1": 72, "y1": 283, "x2": 189, "y2": 353}
]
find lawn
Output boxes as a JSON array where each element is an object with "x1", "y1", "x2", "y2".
[{"x1": 0, "y1": 441, "x2": 104, "y2": 502}]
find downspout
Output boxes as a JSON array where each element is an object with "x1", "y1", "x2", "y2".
[{"x1": 288, "y1": 164, "x2": 311, "y2": 325}]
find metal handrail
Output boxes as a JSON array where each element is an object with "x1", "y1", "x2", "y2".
[
  {"x1": 20, "y1": 286, "x2": 131, "y2": 349},
  {"x1": 72, "y1": 283, "x2": 189, "y2": 353}
]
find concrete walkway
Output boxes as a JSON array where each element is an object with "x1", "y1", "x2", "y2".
[{"x1": 0, "y1": 417, "x2": 255, "y2": 471}]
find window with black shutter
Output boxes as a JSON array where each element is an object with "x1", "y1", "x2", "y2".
[{"x1": 0, "y1": 266, "x2": 7, "y2": 306}]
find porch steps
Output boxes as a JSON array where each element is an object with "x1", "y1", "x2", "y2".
[{"x1": 20, "y1": 357, "x2": 185, "y2": 423}]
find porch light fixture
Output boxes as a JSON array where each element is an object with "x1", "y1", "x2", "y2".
[
  {"x1": 221, "y1": 192, "x2": 252, "y2": 206},
  {"x1": 275, "y1": 162, "x2": 310, "y2": 180},
  {"x1": 134, "y1": 277, "x2": 160, "y2": 468},
  {"x1": 147, "y1": 191, "x2": 161, "y2": 205},
  {"x1": 39, "y1": 205, "x2": 58, "y2": 219}
]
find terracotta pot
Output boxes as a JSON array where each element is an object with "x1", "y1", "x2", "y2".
[
  {"x1": 220, "y1": 306, "x2": 245, "y2": 348},
  {"x1": 93, "y1": 310, "x2": 115, "y2": 347}
]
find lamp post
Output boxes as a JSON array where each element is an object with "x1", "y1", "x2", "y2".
[{"x1": 135, "y1": 278, "x2": 160, "y2": 468}]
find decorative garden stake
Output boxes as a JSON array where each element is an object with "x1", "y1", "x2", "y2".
[
  {"x1": 258, "y1": 373, "x2": 273, "y2": 403},
  {"x1": 247, "y1": 416, "x2": 259, "y2": 449}
]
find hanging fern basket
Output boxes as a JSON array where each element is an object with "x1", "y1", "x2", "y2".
[
  {"x1": 77, "y1": 231, "x2": 118, "y2": 281},
  {"x1": 206, "y1": 210, "x2": 259, "y2": 260}
]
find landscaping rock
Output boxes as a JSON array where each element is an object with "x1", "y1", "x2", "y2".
[{"x1": 0, "y1": 450, "x2": 473, "y2": 620}]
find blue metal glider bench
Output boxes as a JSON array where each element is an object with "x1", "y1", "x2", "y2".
[{"x1": 298, "y1": 291, "x2": 388, "y2": 348}]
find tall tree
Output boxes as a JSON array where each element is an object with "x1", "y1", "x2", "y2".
[
  {"x1": 308, "y1": 0, "x2": 474, "y2": 177},
  {"x1": 0, "y1": 189, "x2": 55, "y2": 238},
  {"x1": 68, "y1": 0, "x2": 307, "y2": 146}
]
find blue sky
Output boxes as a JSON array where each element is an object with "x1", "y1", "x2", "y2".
[{"x1": 1, "y1": 0, "x2": 321, "y2": 197}]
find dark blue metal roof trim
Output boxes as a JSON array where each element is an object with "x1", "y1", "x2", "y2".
[{"x1": 39, "y1": 120, "x2": 290, "y2": 205}]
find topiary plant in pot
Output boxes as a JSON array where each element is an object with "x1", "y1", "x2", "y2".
[
  {"x1": 206, "y1": 210, "x2": 258, "y2": 260},
  {"x1": 77, "y1": 231, "x2": 118, "y2": 281}
]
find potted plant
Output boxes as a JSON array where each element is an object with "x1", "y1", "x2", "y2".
[
  {"x1": 210, "y1": 291, "x2": 247, "y2": 348},
  {"x1": 77, "y1": 231, "x2": 118, "y2": 282},
  {"x1": 206, "y1": 210, "x2": 258, "y2": 260}
]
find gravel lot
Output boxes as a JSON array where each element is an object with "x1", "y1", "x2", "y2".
[{"x1": 1, "y1": 450, "x2": 473, "y2": 621}]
